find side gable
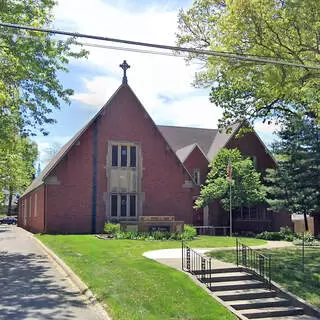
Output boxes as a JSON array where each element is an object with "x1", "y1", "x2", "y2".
[
  {"x1": 226, "y1": 127, "x2": 276, "y2": 171},
  {"x1": 176, "y1": 143, "x2": 209, "y2": 163},
  {"x1": 183, "y1": 144, "x2": 210, "y2": 186}
]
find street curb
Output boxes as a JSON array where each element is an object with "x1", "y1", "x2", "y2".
[{"x1": 18, "y1": 228, "x2": 112, "y2": 320}]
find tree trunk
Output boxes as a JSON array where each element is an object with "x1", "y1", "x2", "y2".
[
  {"x1": 303, "y1": 212, "x2": 309, "y2": 232},
  {"x1": 313, "y1": 214, "x2": 320, "y2": 236},
  {"x1": 7, "y1": 188, "x2": 13, "y2": 216}
]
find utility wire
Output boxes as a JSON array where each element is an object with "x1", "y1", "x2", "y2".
[
  {"x1": 1, "y1": 21, "x2": 320, "y2": 70},
  {"x1": 0, "y1": 30, "x2": 198, "y2": 61}
]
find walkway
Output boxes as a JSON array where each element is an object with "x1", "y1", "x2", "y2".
[
  {"x1": 143, "y1": 240, "x2": 294, "y2": 270},
  {"x1": 0, "y1": 225, "x2": 106, "y2": 320}
]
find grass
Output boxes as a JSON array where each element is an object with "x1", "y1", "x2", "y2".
[
  {"x1": 209, "y1": 247, "x2": 320, "y2": 308},
  {"x1": 36, "y1": 235, "x2": 266, "y2": 320}
]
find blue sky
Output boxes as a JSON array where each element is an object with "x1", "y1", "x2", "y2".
[{"x1": 34, "y1": 0, "x2": 278, "y2": 167}]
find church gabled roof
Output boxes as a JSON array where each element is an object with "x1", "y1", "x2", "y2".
[
  {"x1": 176, "y1": 143, "x2": 209, "y2": 163},
  {"x1": 158, "y1": 125, "x2": 218, "y2": 156}
]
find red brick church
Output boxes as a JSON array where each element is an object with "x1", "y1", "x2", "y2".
[{"x1": 18, "y1": 61, "x2": 292, "y2": 234}]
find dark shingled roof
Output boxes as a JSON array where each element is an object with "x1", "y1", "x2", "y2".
[{"x1": 158, "y1": 125, "x2": 218, "y2": 155}]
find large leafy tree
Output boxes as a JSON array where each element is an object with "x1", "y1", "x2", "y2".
[
  {"x1": 0, "y1": 137, "x2": 38, "y2": 213},
  {"x1": 0, "y1": 0, "x2": 87, "y2": 137},
  {"x1": 0, "y1": 0, "x2": 86, "y2": 198},
  {"x1": 195, "y1": 148, "x2": 266, "y2": 212},
  {"x1": 177, "y1": 0, "x2": 320, "y2": 128},
  {"x1": 264, "y1": 115, "x2": 320, "y2": 230}
]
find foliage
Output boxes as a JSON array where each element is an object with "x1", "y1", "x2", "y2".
[
  {"x1": 183, "y1": 224, "x2": 198, "y2": 239},
  {"x1": 210, "y1": 247, "x2": 320, "y2": 307},
  {"x1": 176, "y1": 0, "x2": 320, "y2": 128},
  {"x1": 104, "y1": 224, "x2": 197, "y2": 241},
  {"x1": 0, "y1": 136, "x2": 38, "y2": 201},
  {"x1": 279, "y1": 226, "x2": 294, "y2": 242},
  {"x1": 256, "y1": 231, "x2": 283, "y2": 241},
  {"x1": 0, "y1": 0, "x2": 86, "y2": 199},
  {"x1": 195, "y1": 148, "x2": 265, "y2": 211},
  {"x1": 294, "y1": 232, "x2": 318, "y2": 246},
  {"x1": 263, "y1": 115, "x2": 320, "y2": 229},
  {"x1": 104, "y1": 222, "x2": 121, "y2": 234},
  {"x1": 36, "y1": 236, "x2": 266, "y2": 320},
  {"x1": 0, "y1": 0, "x2": 87, "y2": 138},
  {"x1": 256, "y1": 226, "x2": 294, "y2": 241}
]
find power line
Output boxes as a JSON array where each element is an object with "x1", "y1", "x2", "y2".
[
  {"x1": 0, "y1": 30, "x2": 199, "y2": 61},
  {"x1": 0, "y1": 21, "x2": 320, "y2": 70}
]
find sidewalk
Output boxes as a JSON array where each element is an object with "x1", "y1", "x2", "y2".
[{"x1": 143, "y1": 240, "x2": 294, "y2": 270}]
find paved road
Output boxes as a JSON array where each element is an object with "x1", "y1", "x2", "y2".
[{"x1": 0, "y1": 225, "x2": 106, "y2": 320}]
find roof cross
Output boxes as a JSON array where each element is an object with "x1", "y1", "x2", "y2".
[{"x1": 120, "y1": 60, "x2": 130, "y2": 84}]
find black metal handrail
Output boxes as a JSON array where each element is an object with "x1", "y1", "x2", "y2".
[
  {"x1": 182, "y1": 241, "x2": 212, "y2": 287},
  {"x1": 236, "y1": 238, "x2": 271, "y2": 288}
]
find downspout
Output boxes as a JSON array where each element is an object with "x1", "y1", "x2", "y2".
[
  {"x1": 43, "y1": 183, "x2": 47, "y2": 233},
  {"x1": 91, "y1": 119, "x2": 98, "y2": 234}
]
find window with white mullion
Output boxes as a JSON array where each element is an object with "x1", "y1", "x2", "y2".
[
  {"x1": 110, "y1": 194, "x2": 137, "y2": 218},
  {"x1": 111, "y1": 143, "x2": 137, "y2": 168}
]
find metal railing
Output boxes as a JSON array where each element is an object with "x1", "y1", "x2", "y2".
[
  {"x1": 182, "y1": 241, "x2": 212, "y2": 287},
  {"x1": 236, "y1": 238, "x2": 272, "y2": 288}
]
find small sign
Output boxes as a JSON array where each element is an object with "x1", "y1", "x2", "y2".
[{"x1": 148, "y1": 225, "x2": 170, "y2": 232}]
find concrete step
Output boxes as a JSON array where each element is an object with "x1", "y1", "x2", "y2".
[
  {"x1": 228, "y1": 297, "x2": 290, "y2": 310},
  {"x1": 217, "y1": 288, "x2": 277, "y2": 301},
  {"x1": 210, "y1": 279, "x2": 265, "y2": 291},
  {"x1": 258, "y1": 316, "x2": 319, "y2": 320},
  {"x1": 242, "y1": 306, "x2": 305, "y2": 319},
  {"x1": 202, "y1": 272, "x2": 254, "y2": 283},
  {"x1": 192, "y1": 267, "x2": 241, "y2": 275}
]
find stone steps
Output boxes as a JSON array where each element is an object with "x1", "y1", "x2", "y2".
[
  {"x1": 191, "y1": 266, "x2": 319, "y2": 320},
  {"x1": 217, "y1": 288, "x2": 277, "y2": 301},
  {"x1": 202, "y1": 272, "x2": 253, "y2": 283},
  {"x1": 228, "y1": 297, "x2": 290, "y2": 310},
  {"x1": 241, "y1": 306, "x2": 305, "y2": 319},
  {"x1": 210, "y1": 279, "x2": 265, "y2": 291},
  {"x1": 259, "y1": 316, "x2": 319, "y2": 320}
]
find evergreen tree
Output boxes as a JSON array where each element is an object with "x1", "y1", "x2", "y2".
[{"x1": 264, "y1": 115, "x2": 320, "y2": 230}]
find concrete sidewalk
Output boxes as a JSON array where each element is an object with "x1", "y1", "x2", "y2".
[
  {"x1": 0, "y1": 225, "x2": 107, "y2": 320},
  {"x1": 143, "y1": 240, "x2": 294, "y2": 270}
]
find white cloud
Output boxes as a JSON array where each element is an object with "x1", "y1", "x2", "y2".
[
  {"x1": 52, "y1": 0, "x2": 276, "y2": 145},
  {"x1": 53, "y1": 0, "x2": 218, "y2": 129}
]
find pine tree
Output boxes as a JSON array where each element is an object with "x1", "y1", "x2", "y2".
[{"x1": 264, "y1": 115, "x2": 320, "y2": 230}]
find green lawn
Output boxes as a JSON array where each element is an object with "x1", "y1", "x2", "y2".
[
  {"x1": 36, "y1": 235, "x2": 265, "y2": 320},
  {"x1": 209, "y1": 247, "x2": 320, "y2": 308}
]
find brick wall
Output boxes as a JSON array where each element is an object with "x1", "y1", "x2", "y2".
[{"x1": 42, "y1": 85, "x2": 194, "y2": 233}]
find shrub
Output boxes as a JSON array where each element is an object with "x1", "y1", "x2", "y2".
[
  {"x1": 108, "y1": 225, "x2": 197, "y2": 241},
  {"x1": 256, "y1": 226, "x2": 295, "y2": 242},
  {"x1": 279, "y1": 226, "x2": 294, "y2": 242},
  {"x1": 295, "y1": 232, "x2": 315, "y2": 243},
  {"x1": 104, "y1": 223, "x2": 120, "y2": 234},
  {"x1": 239, "y1": 231, "x2": 256, "y2": 238},
  {"x1": 182, "y1": 225, "x2": 197, "y2": 240},
  {"x1": 256, "y1": 231, "x2": 282, "y2": 241}
]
